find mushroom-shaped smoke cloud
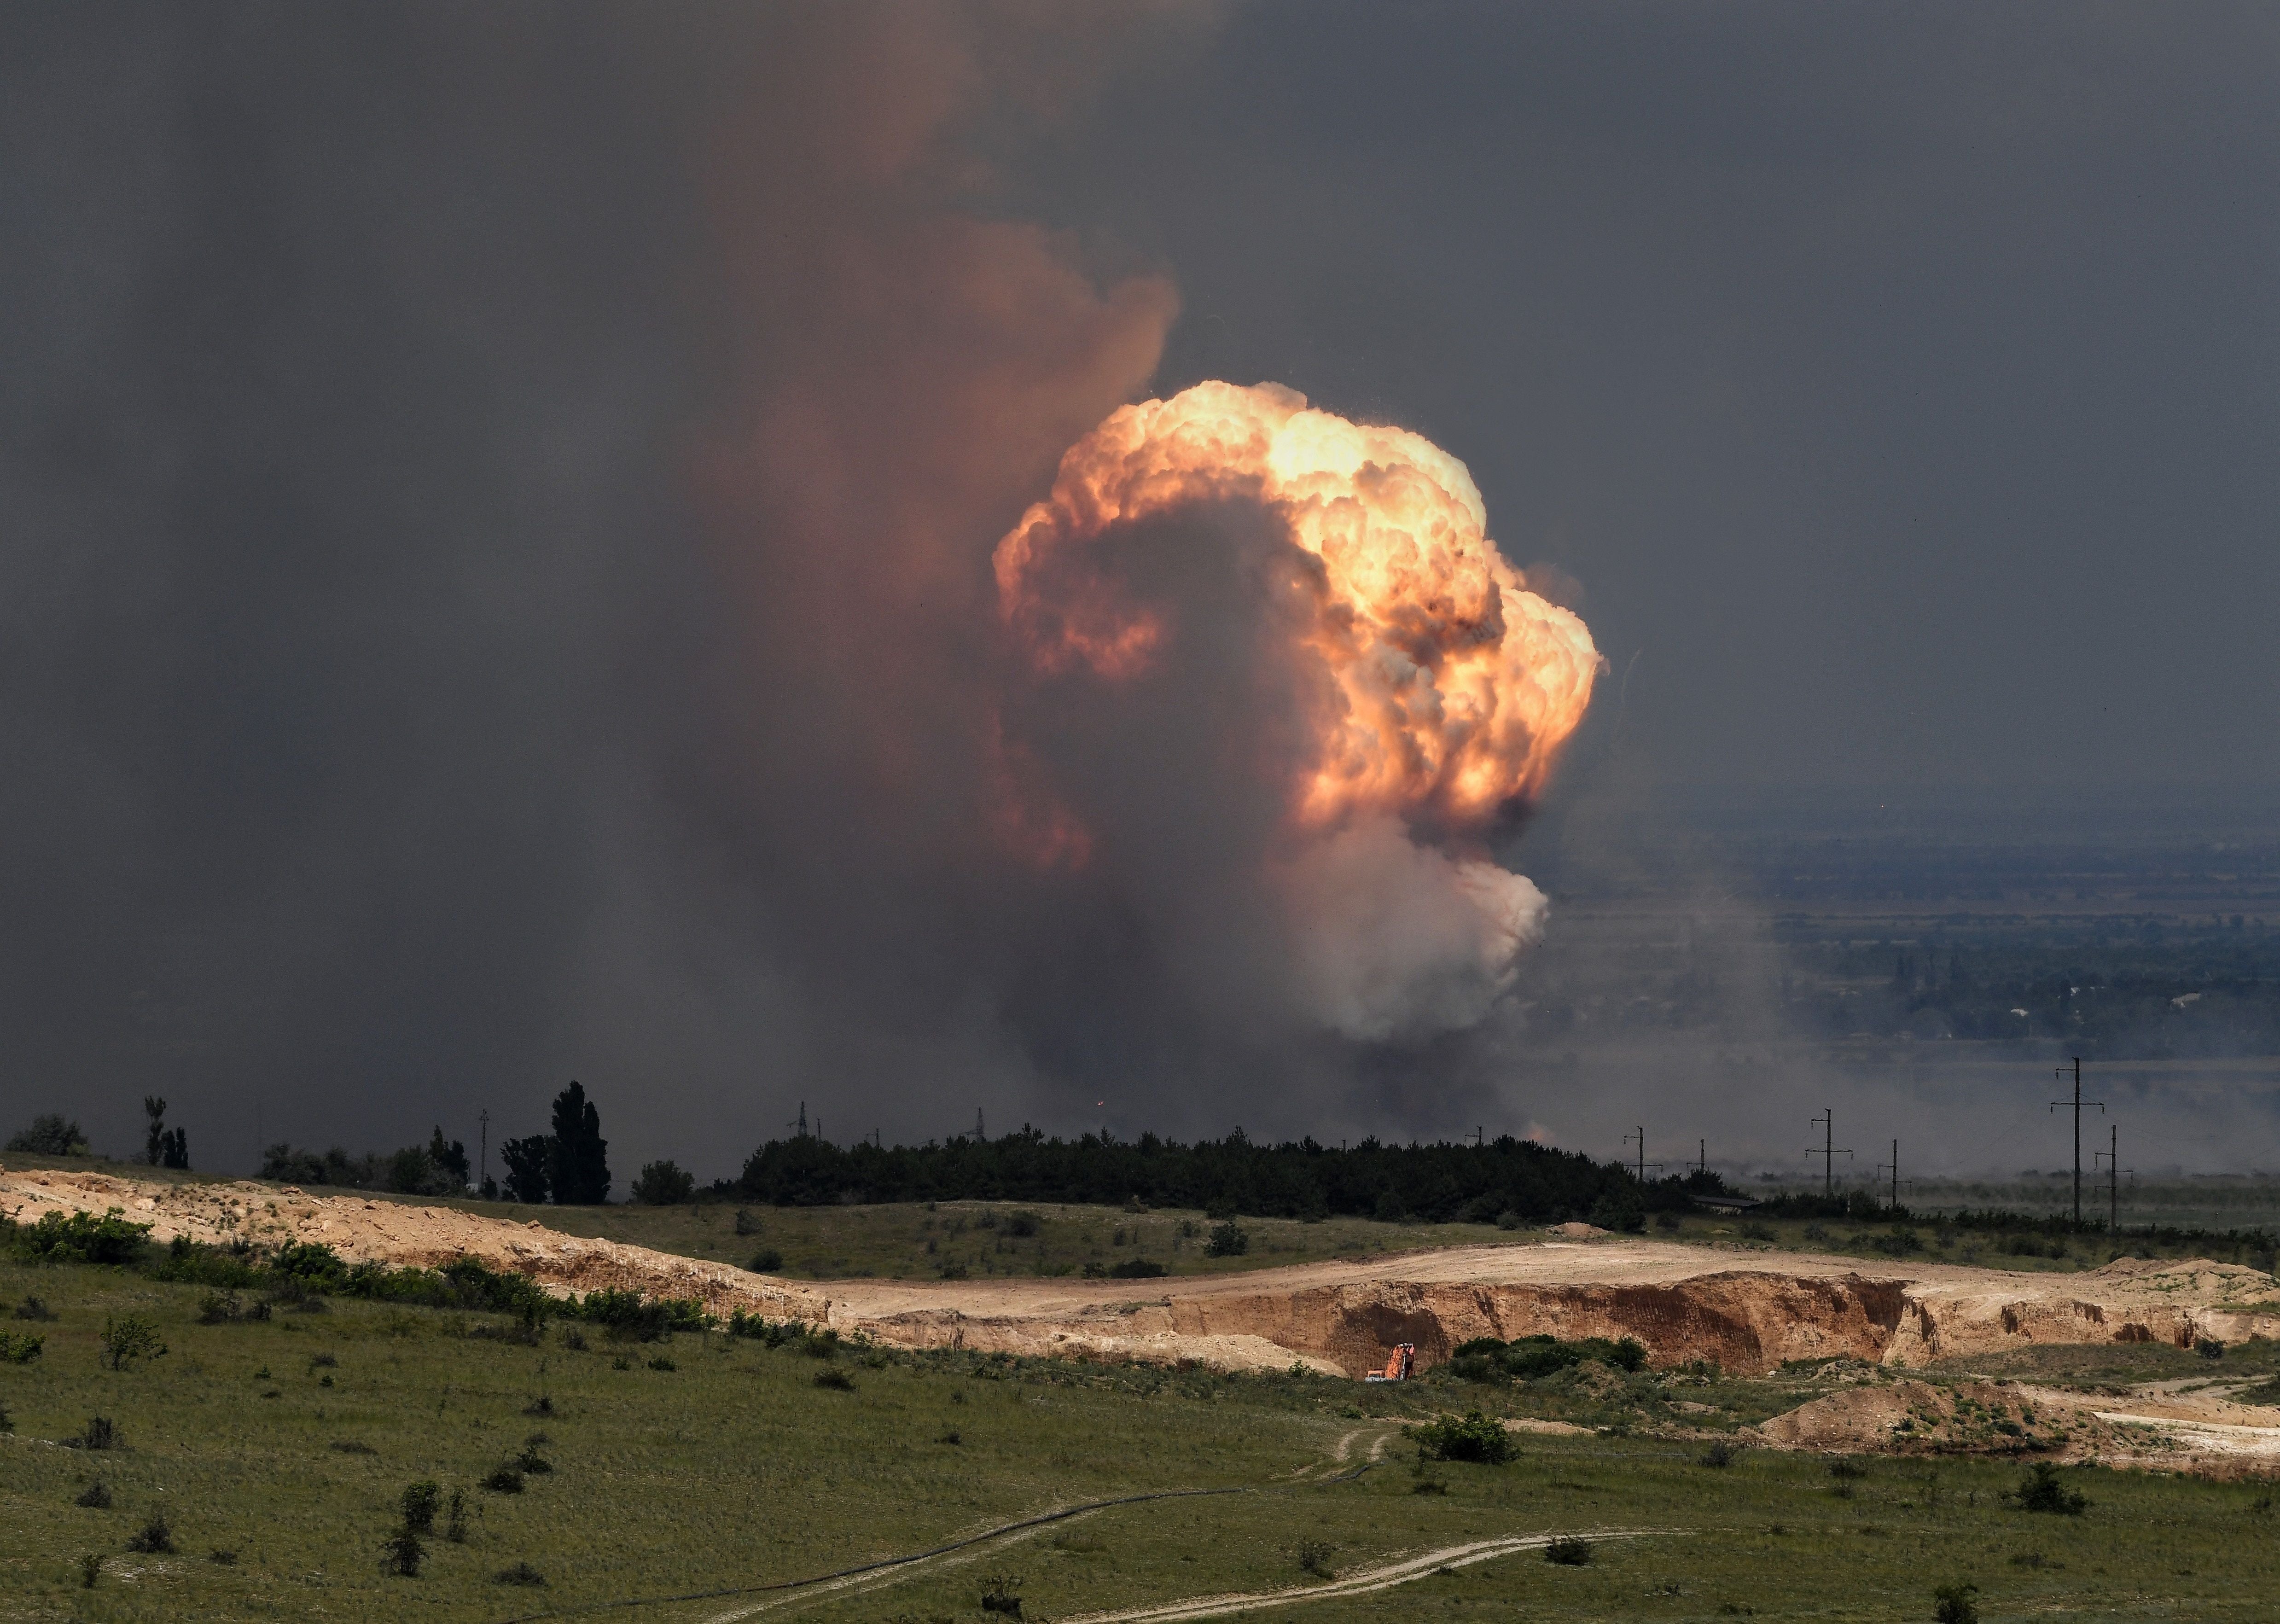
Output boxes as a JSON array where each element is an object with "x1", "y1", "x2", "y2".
[{"x1": 993, "y1": 382, "x2": 1600, "y2": 1040}]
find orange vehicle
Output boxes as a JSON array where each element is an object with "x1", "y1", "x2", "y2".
[{"x1": 1362, "y1": 1343, "x2": 1415, "y2": 1382}]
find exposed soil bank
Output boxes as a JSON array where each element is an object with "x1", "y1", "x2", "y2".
[{"x1": 7, "y1": 1165, "x2": 2274, "y2": 1379}]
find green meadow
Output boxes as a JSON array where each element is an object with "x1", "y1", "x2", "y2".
[{"x1": 4, "y1": 1248, "x2": 2279, "y2": 1623}]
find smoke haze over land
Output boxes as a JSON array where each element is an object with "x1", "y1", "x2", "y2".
[{"x1": 3, "y1": 4, "x2": 2278, "y2": 1181}]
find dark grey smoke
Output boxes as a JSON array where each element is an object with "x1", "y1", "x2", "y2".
[{"x1": 4, "y1": 5, "x2": 2276, "y2": 1179}]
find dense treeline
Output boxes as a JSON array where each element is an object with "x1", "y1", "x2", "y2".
[{"x1": 727, "y1": 1127, "x2": 1729, "y2": 1228}]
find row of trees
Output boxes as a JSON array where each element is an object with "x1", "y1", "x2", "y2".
[
  {"x1": 6, "y1": 1106, "x2": 185, "y2": 1168},
  {"x1": 726, "y1": 1127, "x2": 1727, "y2": 1228}
]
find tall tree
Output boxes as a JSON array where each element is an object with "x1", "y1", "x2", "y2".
[
  {"x1": 142, "y1": 1096, "x2": 168, "y2": 1166},
  {"x1": 426, "y1": 1126, "x2": 471, "y2": 1187},
  {"x1": 547, "y1": 1081, "x2": 610, "y2": 1205},
  {"x1": 498, "y1": 1135, "x2": 552, "y2": 1204}
]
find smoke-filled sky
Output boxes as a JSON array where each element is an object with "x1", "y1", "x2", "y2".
[{"x1": 5, "y1": 3, "x2": 2277, "y2": 1178}]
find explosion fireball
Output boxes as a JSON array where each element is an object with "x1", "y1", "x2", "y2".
[{"x1": 992, "y1": 383, "x2": 1601, "y2": 1041}]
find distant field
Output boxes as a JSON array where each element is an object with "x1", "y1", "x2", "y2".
[{"x1": 4, "y1": 1257, "x2": 2280, "y2": 1622}]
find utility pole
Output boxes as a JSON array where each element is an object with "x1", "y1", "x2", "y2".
[
  {"x1": 974, "y1": 1107, "x2": 985, "y2": 1142},
  {"x1": 1807, "y1": 1110, "x2": 1852, "y2": 1198},
  {"x1": 2048, "y1": 1057, "x2": 2104, "y2": 1226},
  {"x1": 1698, "y1": 1139, "x2": 1708, "y2": 1177},
  {"x1": 2095, "y1": 1123, "x2": 2131, "y2": 1234},
  {"x1": 478, "y1": 1108, "x2": 489, "y2": 1195},
  {"x1": 1623, "y1": 1128, "x2": 1662, "y2": 1185},
  {"x1": 791, "y1": 1102, "x2": 808, "y2": 1138},
  {"x1": 1876, "y1": 1139, "x2": 1901, "y2": 1211},
  {"x1": 1471, "y1": 1126, "x2": 1484, "y2": 1148}
]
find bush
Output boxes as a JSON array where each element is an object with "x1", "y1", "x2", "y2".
[
  {"x1": 401, "y1": 1481, "x2": 441, "y2": 1535},
  {"x1": 446, "y1": 1489, "x2": 469, "y2": 1543},
  {"x1": 1413, "y1": 1410, "x2": 1516, "y2": 1464},
  {"x1": 1006, "y1": 1211, "x2": 1041, "y2": 1237},
  {"x1": 496, "y1": 1561, "x2": 547, "y2": 1586},
  {"x1": 980, "y1": 1574, "x2": 1023, "y2": 1616},
  {"x1": 1544, "y1": 1536, "x2": 1592, "y2": 1565},
  {"x1": 1700, "y1": 1439, "x2": 1744, "y2": 1468},
  {"x1": 78, "y1": 1554, "x2": 101, "y2": 1589},
  {"x1": 78, "y1": 1416, "x2": 119, "y2": 1451},
  {"x1": 384, "y1": 1525, "x2": 425, "y2": 1577},
  {"x1": 2197, "y1": 1338, "x2": 2225, "y2": 1360},
  {"x1": 6, "y1": 1113, "x2": 90, "y2": 1155},
  {"x1": 126, "y1": 1515, "x2": 174, "y2": 1554},
  {"x1": 630, "y1": 1160, "x2": 697, "y2": 1205},
  {"x1": 0, "y1": 1331, "x2": 43, "y2": 1363},
  {"x1": 482, "y1": 1466, "x2": 525, "y2": 1494},
  {"x1": 576, "y1": 1287, "x2": 707, "y2": 1341},
  {"x1": 515, "y1": 1441, "x2": 553, "y2": 1474},
  {"x1": 814, "y1": 1366, "x2": 855, "y2": 1390},
  {"x1": 76, "y1": 1479, "x2": 111, "y2": 1509},
  {"x1": 2012, "y1": 1462, "x2": 2088, "y2": 1515},
  {"x1": 1932, "y1": 1580, "x2": 1980, "y2": 1624},
  {"x1": 209, "y1": 1548, "x2": 238, "y2": 1565},
  {"x1": 1447, "y1": 1333, "x2": 1647, "y2": 1380},
  {"x1": 16, "y1": 1294, "x2": 56, "y2": 1320},
  {"x1": 197, "y1": 1290, "x2": 269, "y2": 1325},
  {"x1": 734, "y1": 1208, "x2": 763, "y2": 1236},
  {"x1": 1205, "y1": 1222, "x2": 1249, "y2": 1258},
  {"x1": 1106, "y1": 1258, "x2": 1167, "y2": 1278},
  {"x1": 747, "y1": 1248, "x2": 785, "y2": 1273},
  {"x1": 647, "y1": 1355, "x2": 677, "y2": 1372},
  {"x1": 1296, "y1": 1539, "x2": 1335, "y2": 1578},
  {"x1": 524, "y1": 1393, "x2": 555, "y2": 1417},
  {"x1": 12, "y1": 1208, "x2": 151, "y2": 1266}
]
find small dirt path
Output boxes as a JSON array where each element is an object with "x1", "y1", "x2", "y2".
[{"x1": 1058, "y1": 1530, "x2": 1673, "y2": 1624}]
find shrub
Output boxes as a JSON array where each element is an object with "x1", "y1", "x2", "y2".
[
  {"x1": 559, "y1": 1327, "x2": 588, "y2": 1351},
  {"x1": 747, "y1": 1248, "x2": 785, "y2": 1273},
  {"x1": 1448, "y1": 1333, "x2": 1647, "y2": 1380},
  {"x1": 814, "y1": 1366, "x2": 855, "y2": 1390},
  {"x1": 515, "y1": 1441, "x2": 553, "y2": 1474},
  {"x1": 1932, "y1": 1580, "x2": 1980, "y2": 1624},
  {"x1": 330, "y1": 1439, "x2": 378, "y2": 1455},
  {"x1": 2012, "y1": 1462, "x2": 2088, "y2": 1515},
  {"x1": 482, "y1": 1466, "x2": 525, "y2": 1494},
  {"x1": 1205, "y1": 1222, "x2": 1249, "y2": 1258},
  {"x1": 647, "y1": 1355, "x2": 677, "y2": 1372},
  {"x1": 79, "y1": 1416, "x2": 119, "y2": 1451},
  {"x1": 197, "y1": 1289, "x2": 269, "y2": 1325},
  {"x1": 1413, "y1": 1411, "x2": 1516, "y2": 1464},
  {"x1": 630, "y1": 1160, "x2": 697, "y2": 1205},
  {"x1": 1656, "y1": 1211, "x2": 1683, "y2": 1231},
  {"x1": 15, "y1": 1294, "x2": 55, "y2": 1320},
  {"x1": 1700, "y1": 1439, "x2": 1743, "y2": 1468},
  {"x1": 401, "y1": 1481, "x2": 441, "y2": 1534},
  {"x1": 1296, "y1": 1539, "x2": 1334, "y2": 1578},
  {"x1": 99, "y1": 1315, "x2": 167, "y2": 1371},
  {"x1": 0, "y1": 1401, "x2": 10, "y2": 1433},
  {"x1": 734, "y1": 1208, "x2": 763, "y2": 1236},
  {"x1": 126, "y1": 1514, "x2": 174, "y2": 1554},
  {"x1": 496, "y1": 1561, "x2": 547, "y2": 1585},
  {"x1": 208, "y1": 1548, "x2": 238, "y2": 1565},
  {"x1": 1107, "y1": 1258, "x2": 1166, "y2": 1278},
  {"x1": 13, "y1": 1208, "x2": 151, "y2": 1266},
  {"x1": 76, "y1": 1479, "x2": 111, "y2": 1509},
  {"x1": 2197, "y1": 1337, "x2": 2225, "y2": 1360},
  {"x1": 384, "y1": 1525, "x2": 425, "y2": 1577},
  {"x1": 1544, "y1": 1536, "x2": 1592, "y2": 1566},
  {"x1": 1006, "y1": 1211, "x2": 1041, "y2": 1238},
  {"x1": 446, "y1": 1489, "x2": 469, "y2": 1543},
  {"x1": 979, "y1": 1573, "x2": 1023, "y2": 1616},
  {"x1": 577, "y1": 1287, "x2": 706, "y2": 1341},
  {"x1": 524, "y1": 1394, "x2": 555, "y2": 1417},
  {"x1": 1828, "y1": 1458, "x2": 1866, "y2": 1480},
  {"x1": 1411, "y1": 1478, "x2": 1448, "y2": 1495},
  {"x1": 6, "y1": 1113, "x2": 90, "y2": 1155},
  {"x1": 78, "y1": 1554, "x2": 100, "y2": 1588},
  {"x1": 0, "y1": 1331, "x2": 42, "y2": 1363}
]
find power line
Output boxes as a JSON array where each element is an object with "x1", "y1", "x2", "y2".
[{"x1": 1622, "y1": 1127, "x2": 1663, "y2": 1185}]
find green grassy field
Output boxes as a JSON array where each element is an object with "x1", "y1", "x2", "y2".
[{"x1": 4, "y1": 1256, "x2": 2278, "y2": 1623}]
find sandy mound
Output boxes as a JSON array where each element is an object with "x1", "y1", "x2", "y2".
[
  {"x1": 7, "y1": 1164, "x2": 2274, "y2": 1391},
  {"x1": 0, "y1": 1165, "x2": 824, "y2": 1323}
]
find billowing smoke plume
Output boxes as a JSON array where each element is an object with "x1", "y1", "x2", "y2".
[{"x1": 991, "y1": 383, "x2": 1599, "y2": 1038}]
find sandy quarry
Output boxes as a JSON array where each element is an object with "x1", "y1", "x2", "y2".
[{"x1": 8, "y1": 1162, "x2": 2279, "y2": 1468}]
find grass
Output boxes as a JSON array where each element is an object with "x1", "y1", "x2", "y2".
[{"x1": 4, "y1": 1257, "x2": 2280, "y2": 1620}]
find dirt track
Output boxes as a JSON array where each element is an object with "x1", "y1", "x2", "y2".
[{"x1": 7, "y1": 1164, "x2": 2275, "y2": 1382}]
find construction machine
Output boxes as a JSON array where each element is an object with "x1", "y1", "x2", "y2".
[{"x1": 1362, "y1": 1342, "x2": 1415, "y2": 1382}]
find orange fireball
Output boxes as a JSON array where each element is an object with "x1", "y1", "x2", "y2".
[{"x1": 994, "y1": 381, "x2": 1600, "y2": 832}]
